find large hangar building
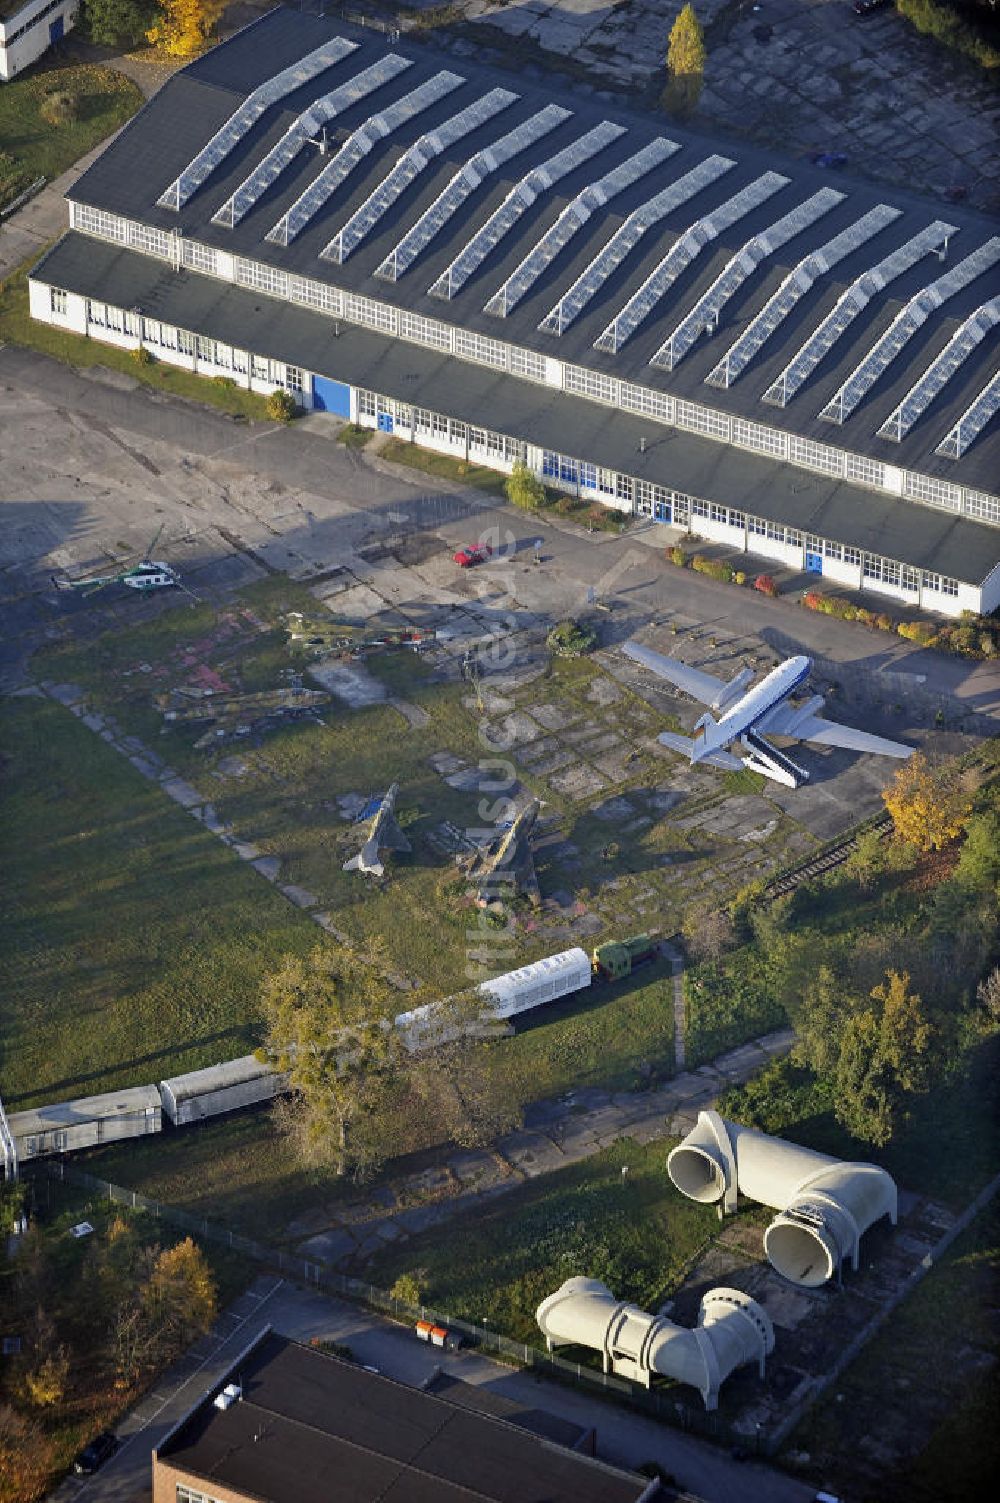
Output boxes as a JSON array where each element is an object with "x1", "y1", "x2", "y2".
[{"x1": 28, "y1": 8, "x2": 1000, "y2": 615}]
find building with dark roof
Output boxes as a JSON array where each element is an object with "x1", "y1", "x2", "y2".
[
  {"x1": 152, "y1": 1330, "x2": 659, "y2": 1503},
  {"x1": 27, "y1": 7, "x2": 1000, "y2": 614}
]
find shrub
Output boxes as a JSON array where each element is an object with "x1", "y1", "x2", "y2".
[
  {"x1": 733, "y1": 570, "x2": 746, "y2": 586},
  {"x1": 131, "y1": 344, "x2": 154, "y2": 366},
  {"x1": 505, "y1": 459, "x2": 545, "y2": 512},
  {"x1": 666, "y1": 544, "x2": 687, "y2": 567},
  {"x1": 547, "y1": 619, "x2": 597, "y2": 657},
  {"x1": 875, "y1": 612, "x2": 896, "y2": 633},
  {"x1": 212, "y1": 374, "x2": 236, "y2": 389},
  {"x1": 266, "y1": 388, "x2": 297, "y2": 423},
  {"x1": 802, "y1": 590, "x2": 824, "y2": 612},
  {"x1": 40, "y1": 89, "x2": 81, "y2": 127},
  {"x1": 692, "y1": 554, "x2": 733, "y2": 583},
  {"x1": 898, "y1": 620, "x2": 937, "y2": 646},
  {"x1": 753, "y1": 574, "x2": 777, "y2": 596},
  {"x1": 390, "y1": 1272, "x2": 424, "y2": 1307}
]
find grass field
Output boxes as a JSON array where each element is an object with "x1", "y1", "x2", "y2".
[
  {"x1": 0, "y1": 253, "x2": 274, "y2": 421},
  {"x1": 362, "y1": 1136, "x2": 718, "y2": 1344},
  {"x1": 0, "y1": 62, "x2": 143, "y2": 211},
  {"x1": 0, "y1": 695, "x2": 334, "y2": 1107},
  {"x1": 784, "y1": 1192, "x2": 1000, "y2": 1500}
]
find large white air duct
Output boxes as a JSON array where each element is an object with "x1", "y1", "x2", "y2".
[
  {"x1": 536, "y1": 1276, "x2": 773, "y2": 1411},
  {"x1": 667, "y1": 1110, "x2": 897, "y2": 1288}
]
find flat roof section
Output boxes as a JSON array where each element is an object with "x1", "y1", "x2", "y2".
[
  {"x1": 64, "y1": 9, "x2": 1000, "y2": 491},
  {"x1": 155, "y1": 1332, "x2": 650, "y2": 1503},
  {"x1": 32, "y1": 231, "x2": 1000, "y2": 589}
]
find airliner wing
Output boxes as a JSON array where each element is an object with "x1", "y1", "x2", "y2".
[
  {"x1": 759, "y1": 700, "x2": 913, "y2": 759},
  {"x1": 622, "y1": 642, "x2": 727, "y2": 705}
]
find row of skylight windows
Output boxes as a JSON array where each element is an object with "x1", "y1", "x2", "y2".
[{"x1": 66, "y1": 201, "x2": 1000, "y2": 525}]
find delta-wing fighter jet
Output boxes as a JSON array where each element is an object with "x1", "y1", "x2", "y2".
[
  {"x1": 466, "y1": 798, "x2": 542, "y2": 906},
  {"x1": 623, "y1": 641, "x2": 913, "y2": 788},
  {"x1": 343, "y1": 783, "x2": 412, "y2": 877}
]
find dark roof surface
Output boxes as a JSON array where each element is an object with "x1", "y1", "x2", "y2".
[
  {"x1": 66, "y1": 10, "x2": 1000, "y2": 493},
  {"x1": 34, "y1": 231, "x2": 1000, "y2": 587},
  {"x1": 155, "y1": 1332, "x2": 646, "y2": 1503}
]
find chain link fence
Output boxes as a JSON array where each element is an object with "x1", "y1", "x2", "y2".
[{"x1": 40, "y1": 1161, "x2": 738, "y2": 1447}]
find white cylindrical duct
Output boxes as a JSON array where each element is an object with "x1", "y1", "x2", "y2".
[
  {"x1": 536, "y1": 1276, "x2": 773, "y2": 1411},
  {"x1": 667, "y1": 1110, "x2": 897, "y2": 1287}
]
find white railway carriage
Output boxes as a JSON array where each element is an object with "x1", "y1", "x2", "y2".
[
  {"x1": 395, "y1": 947, "x2": 592, "y2": 1055},
  {"x1": 478, "y1": 948, "x2": 592, "y2": 1020},
  {"x1": 9, "y1": 1085, "x2": 162, "y2": 1163},
  {"x1": 159, "y1": 1055, "x2": 288, "y2": 1126}
]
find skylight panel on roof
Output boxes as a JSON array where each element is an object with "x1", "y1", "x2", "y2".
[
  {"x1": 211, "y1": 56, "x2": 414, "y2": 230},
  {"x1": 156, "y1": 37, "x2": 359, "y2": 212},
  {"x1": 427, "y1": 120, "x2": 626, "y2": 301},
  {"x1": 482, "y1": 137, "x2": 680, "y2": 319},
  {"x1": 761, "y1": 220, "x2": 958, "y2": 407},
  {"x1": 319, "y1": 88, "x2": 519, "y2": 265},
  {"x1": 704, "y1": 204, "x2": 900, "y2": 390},
  {"x1": 877, "y1": 298, "x2": 1000, "y2": 443},
  {"x1": 650, "y1": 187, "x2": 844, "y2": 373},
  {"x1": 374, "y1": 104, "x2": 572, "y2": 283},
  {"x1": 818, "y1": 237, "x2": 1000, "y2": 424},
  {"x1": 592, "y1": 171, "x2": 788, "y2": 356},
  {"x1": 266, "y1": 72, "x2": 465, "y2": 246},
  {"x1": 935, "y1": 372, "x2": 1000, "y2": 459},
  {"x1": 537, "y1": 155, "x2": 734, "y2": 337}
]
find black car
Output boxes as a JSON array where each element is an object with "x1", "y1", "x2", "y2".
[{"x1": 72, "y1": 1430, "x2": 118, "y2": 1475}]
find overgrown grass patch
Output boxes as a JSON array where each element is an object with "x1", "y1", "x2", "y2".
[
  {"x1": 0, "y1": 63, "x2": 143, "y2": 212},
  {"x1": 684, "y1": 947, "x2": 788, "y2": 1066},
  {"x1": 784, "y1": 1191, "x2": 1000, "y2": 1499},
  {"x1": 0, "y1": 696, "x2": 335, "y2": 1106},
  {"x1": 362, "y1": 1137, "x2": 718, "y2": 1344},
  {"x1": 378, "y1": 438, "x2": 509, "y2": 499}
]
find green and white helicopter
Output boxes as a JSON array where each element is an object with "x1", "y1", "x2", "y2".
[{"x1": 51, "y1": 526, "x2": 179, "y2": 595}]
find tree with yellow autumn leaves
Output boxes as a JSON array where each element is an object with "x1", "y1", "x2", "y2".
[
  {"x1": 147, "y1": 0, "x2": 225, "y2": 57},
  {"x1": 881, "y1": 752, "x2": 973, "y2": 853}
]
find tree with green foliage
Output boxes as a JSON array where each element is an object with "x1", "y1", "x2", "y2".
[
  {"x1": 955, "y1": 809, "x2": 1000, "y2": 896},
  {"x1": 843, "y1": 827, "x2": 889, "y2": 892},
  {"x1": 505, "y1": 459, "x2": 545, "y2": 512},
  {"x1": 833, "y1": 971, "x2": 933, "y2": 1145},
  {"x1": 259, "y1": 946, "x2": 405, "y2": 1179},
  {"x1": 664, "y1": 4, "x2": 706, "y2": 119},
  {"x1": 83, "y1": 0, "x2": 155, "y2": 46},
  {"x1": 794, "y1": 964, "x2": 852, "y2": 1079}
]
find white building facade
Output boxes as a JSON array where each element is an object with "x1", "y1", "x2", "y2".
[
  {"x1": 25, "y1": 11, "x2": 1000, "y2": 616},
  {"x1": 0, "y1": 0, "x2": 77, "y2": 82}
]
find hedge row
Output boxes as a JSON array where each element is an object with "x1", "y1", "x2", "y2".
[
  {"x1": 801, "y1": 589, "x2": 1000, "y2": 660},
  {"x1": 667, "y1": 547, "x2": 776, "y2": 595}
]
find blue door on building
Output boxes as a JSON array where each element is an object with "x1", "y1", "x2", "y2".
[
  {"x1": 377, "y1": 412, "x2": 394, "y2": 434},
  {"x1": 654, "y1": 499, "x2": 671, "y2": 523},
  {"x1": 50, "y1": 15, "x2": 64, "y2": 43},
  {"x1": 311, "y1": 375, "x2": 351, "y2": 416},
  {"x1": 805, "y1": 550, "x2": 823, "y2": 574}
]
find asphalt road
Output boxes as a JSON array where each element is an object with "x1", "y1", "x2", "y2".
[
  {"x1": 53, "y1": 1279, "x2": 818, "y2": 1503},
  {"x1": 2, "y1": 343, "x2": 997, "y2": 721}
]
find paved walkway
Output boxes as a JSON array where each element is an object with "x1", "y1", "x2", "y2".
[
  {"x1": 293, "y1": 1027, "x2": 796, "y2": 1266},
  {"x1": 50, "y1": 1278, "x2": 814, "y2": 1503}
]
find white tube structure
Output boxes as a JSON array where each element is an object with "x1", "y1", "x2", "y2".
[
  {"x1": 667, "y1": 1110, "x2": 897, "y2": 1288},
  {"x1": 536, "y1": 1276, "x2": 774, "y2": 1411}
]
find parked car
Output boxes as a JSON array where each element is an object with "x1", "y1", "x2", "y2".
[
  {"x1": 453, "y1": 543, "x2": 492, "y2": 568},
  {"x1": 72, "y1": 1431, "x2": 118, "y2": 1475}
]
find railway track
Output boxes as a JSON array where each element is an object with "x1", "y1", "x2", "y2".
[{"x1": 765, "y1": 813, "x2": 894, "y2": 899}]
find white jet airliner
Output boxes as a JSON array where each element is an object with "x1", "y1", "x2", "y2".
[{"x1": 623, "y1": 641, "x2": 913, "y2": 787}]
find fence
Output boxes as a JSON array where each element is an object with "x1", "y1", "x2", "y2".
[{"x1": 39, "y1": 1160, "x2": 737, "y2": 1446}]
